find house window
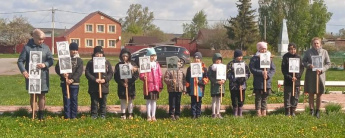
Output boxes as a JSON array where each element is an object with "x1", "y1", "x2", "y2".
[
  {"x1": 97, "y1": 24, "x2": 105, "y2": 33},
  {"x1": 85, "y1": 39, "x2": 94, "y2": 47},
  {"x1": 108, "y1": 25, "x2": 116, "y2": 33},
  {"x1": 108, "y1": 39, "x2": 116, "y2": 48},
  {"x1": 85, "y1": 24, "x2": 93, "y2": 33},
  {"x1": 97, "y1": 39, "x2": 105, "y2": 47},
  {"x1": 70, "y1": 38, "x2": 80, "y2": 46}
]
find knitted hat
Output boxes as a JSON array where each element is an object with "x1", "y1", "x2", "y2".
[
  {"x1": 234, "y1": 49, "x2": 243, "y2": 58},
  {"x1": 93, "y1": 46, "x2": 104, "y2": 54},
  {"x1": 69, "y1": 42, "x2": 78, "y2": 50},
  {"x1": 194, "y1": 52, "x2": 202, "y2": 59},
  {"x1": 256, "y1": 42, "x2": 268, "y2": 51},
  {"x1": 146, "y1": 48, "x2": 156, "y2": 56}
]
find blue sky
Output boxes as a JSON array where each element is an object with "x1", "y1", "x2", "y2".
[{"x1": 0, "y1": 0, "x2": 344, "y2": 34}]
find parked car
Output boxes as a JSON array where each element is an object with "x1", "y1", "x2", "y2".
[{"x1": 131, "y1": 45, "x2": 190, "y2": 67}]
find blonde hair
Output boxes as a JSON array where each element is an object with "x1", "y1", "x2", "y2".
[{"x1": 311, "y1": 37, "x2": 322, "y2": 44}]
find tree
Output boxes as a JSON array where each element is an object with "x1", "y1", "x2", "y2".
[
  {"x1": 145, "y1": 28, "x2": 172, "y2": 43},
  {"x1": 226, "y1": 0, "x2": 259, "y2": 50},
  {"x1": 182, "y1": 10, "x2": 208, "y2": 39},
  {"x1": 0, "y1": 16, "x2": 33, "y2": 53},
  {"x1": 198, "y1": 22, "x2": 232, "y2": 50},
  {"x1": 307, "y1": 0, "x2": 332, "y2": 43},
  {"x1": 121, "y1": 4, "x2": 157, "y2": 34}
]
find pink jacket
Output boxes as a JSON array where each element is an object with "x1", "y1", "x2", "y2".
[{"x1": 139, "y1": 62, "x2": 163, "y2": 94}]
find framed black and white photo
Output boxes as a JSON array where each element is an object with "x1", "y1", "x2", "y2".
[
  {"x1": 93, "y1": 57, "x2": 106, "y2": 73},
  {"x1": 312, "y1": 55, "x2": 323, "y2": 71},
  {"x1": 57, "y1": 41, "x2": 70, "y2": 57},
  {"x1": 139, "y1": 56, "x2": 151, "y2": 73},
  {"x1": 119, "y1": 64, "x2": 132, "y2": 79},
  {"x1": 216, "y1": 64, "x2": 226, "y2": 80},
  {"x1": 59, "y1": 57, "x2": 72, "y2": 74},
  {"x1": 289, "y1": 58, "x2": 300, "y2": 73},
  {"x1": 260, "y1": 53, "x2": 271, "y2": 68},
  {"x1": 166, "y1": 56, "x2": 178, "y2": 70},
  {"x1": 29, "y1": 51, "x2": 42, "y2": 79},
  {"x1": 29, "y1": 79, "x2": 41, "y2": 94},
  {"x1": 234, "y1": 62, "x2": 246, "y2": 78},
  {"x1": 191, "y1": 63, "x2": 202, "y2": 78}
]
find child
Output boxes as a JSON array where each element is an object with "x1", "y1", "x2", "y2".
[
  {"x1": 249, "y1": 42, "x2": 276, "y2": 116},
  {"x1": 114, "y1": 49, "x2": 139, "y2": 120},
  {"x1": 164, "y1": 59, "x2": 186, "y2": 120},
  {"x1": 139, "y1": 48, "x2": 163, "y2": 121},
  {"x1": 227, "y1": 49, "x2": 250, "y2": 117},
  {"x1": 281, "y1": 43, "x2": 304, "y2": 116},
  {"x1": 55, "y1": 42, "x2": 83, "y2": 119},
  {"x1": 85, "y1": 46, "x2": 113, "y2": 119},
  {"x1": 208, "y1": 53, "x2": 226, "y2": 118},
  {"x1": 186, "y1": 52, "x2": 208, "y2": 119}
]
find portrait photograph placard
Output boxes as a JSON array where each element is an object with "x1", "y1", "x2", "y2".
[
  {"x1": 29, "y1": 51, "x2": 42, "y2": 79},
  {"x1": 216, "y1": 64, "x2": 226, "y2": 80},
  {"x1": 29, "y1": 79, "x2": 41, "y2": 94},
  {"x1": 289, "y1": 58, "x2": 300, "y2": 73},
  {"x1": 93, "y1": 57, "x2": 106, "y2": 73},
  {"x1": 59, "y1": 57, "x2": 72, "y2": 74},
  {"x1": 260, "y1": 53, "x2": 271, "y2": 68},
  {"x1": 234, "y1": 62, "x2": 246, "y2": 78},
  {"x1": 166, "y1": 56, "x2": 178, "y2": 70},
  {"x1": 191, "y1": 63, "x2": 202, "y2": 78},
  {"x1": 119, "y1": 64, "x2": 132, "y2": 79},
  {"x1": 312, "y1": 55, "x2": 323, "y2": 71},
  {"x1": 57, "y1": 41, "x2": 70, "y2": 57},
  {"x1": 139, "y1": 56, "x2": 151, "y2": 73}
]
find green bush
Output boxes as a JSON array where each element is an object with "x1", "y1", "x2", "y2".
[{"x1": 325, "y1": 103, "x2": 342, "y2": 114}]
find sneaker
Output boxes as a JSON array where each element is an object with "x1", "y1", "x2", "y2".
[
  {"x1": 152, "y1": 116, "x2": 157, "y2": 121},
  {"x1": 147, "y1": 116, "x2": 152, "y2": 121},
  {"x1": 212, "y1": 114, "x2": 216, "y2": 118},
  {"x1": 100, "y1": 115, "x2": 106, "y2": 119},
  {"x1": 121, "y1": 115, "x2": 126, "y2": 120},
  {"x1": 128, "y1": 114, "x2": 133, "y2": 120},
  {"x1": 91, "y1": 115, "x2": 97, "y2": 119},
  {"x1": 170, "y1": 115, "x2": 176, "y2": 121},
  {"x1": 174, "y1": 115, "x2": 180, "y2": 120}
]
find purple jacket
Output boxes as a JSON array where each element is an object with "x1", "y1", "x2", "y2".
[{"x1": 139, "y1": 62, "x2": 163, "y2": 94}]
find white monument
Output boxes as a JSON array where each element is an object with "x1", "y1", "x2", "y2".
[{"x1": 278, "y1": 19, "x2": 289, "y2": 56}]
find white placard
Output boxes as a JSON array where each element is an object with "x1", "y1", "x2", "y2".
[
  {"x1": 59, "y1": 57, "x2": 72, "y2": 74},
  {"x1": 93, "y1": 57, "x2": 106, "y2": 73},
  {"x1": 139, "y1": 56, "x2": 151, "y2": 73},
  {"x1": 191, "y1": 63, "x2": 202, "y2": 78},
  {"x1": 166, "y1": 56, "x2": 179, "y2": 70},
  {"x1": 289, "y1": 58, "x2": 300, "y2": 73},
  {"x1": 119, "y1": 64, "x2": 132, "y2": 79},
  {"x1": 216, "y1": 64, "x2": 226, "y2": 80},
  {"x1": 29, "y1": 51, "x2": 42, "y2": 79},
  {"x1": 57, "y1": 41, "x2": 70, "y2": 57},
  {"x1": 234, "y1": 62, "x2": 246, "y2": 78},
  {"x1": 312, "y1": 55, "x2": 323, "y2": 71},
  {"x1": 260, "y1": 53, "x2": 271, "y2": 68},
  {"x1": 29, "y1": 79, "x2": 41, "y2": 94}
]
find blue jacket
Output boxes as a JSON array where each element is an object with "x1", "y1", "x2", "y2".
[
  {"x1": 249, "y1": 55, "x2": 275, "y2": 89},
  {"x1": 17, "y1": 39, "x2": 54, "y2": 91},
  {"x1": 186, "y1": 62, "x2": 208, "y2": 97}
]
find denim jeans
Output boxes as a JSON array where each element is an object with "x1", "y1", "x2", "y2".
[
  {"x1": 61, "y1": 83, "x2": 79, "y2": 119},
  {"x1": 191, "y1": 96, "x2": 202, "y2": 116}
]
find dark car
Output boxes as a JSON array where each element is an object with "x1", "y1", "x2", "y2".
[{"x1": 131, "y1": 45, "x2": 190, "y2": 67}]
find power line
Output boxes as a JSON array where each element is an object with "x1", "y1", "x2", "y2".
[{"x1": 0, "y1": 9, "x2": 51, "y2": 14}]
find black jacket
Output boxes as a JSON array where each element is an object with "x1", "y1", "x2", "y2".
[
  {"x1": 85, "y1": 58, "x2": 113, "y2": 94},
  {"x1": 114, "y1": 49, "x2": 139, "y2": 99},
  {"x1": 281, "y1": 52, "x2": 304, "y2": 86},
  {"x1": 55, "y1": 56, "x2": 83, "y2": 84}
]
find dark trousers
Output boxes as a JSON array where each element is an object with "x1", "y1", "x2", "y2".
[
  {"x1": 284, "y1": 86, "x2": 300, "y2": 108},
  {"x1": 230, "y1": 90, "x2": 246, "y2": 108},
  {"x1": 61, "y1": 83, "x2": 79, "y2": 119},
  {"x1": 254, "y1": 89, "x2": 270, "y2": 110},
  {"x1": 191, "y1": 96, "x2": 202, "y2": 116},
  {"x1": 169, "y1": 92, "x2": 182, "y2": 116},
  {"x1": 89, "y1": 92, "x2": 108, "y2": 117}
]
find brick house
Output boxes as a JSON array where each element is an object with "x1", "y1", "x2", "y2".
[{"x1": 62, "y1": 11, "x2": 122, "y2": 55}]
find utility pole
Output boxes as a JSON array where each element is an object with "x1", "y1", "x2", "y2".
[
  {"x1": 52, "y1": 7, "x2": 56, "y2": 55},
  {"x1": 264, "y1": 16, "x2": 266, "y2": 41}
]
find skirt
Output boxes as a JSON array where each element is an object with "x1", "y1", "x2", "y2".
[{"x1": 144, "y1": 91, "x2": 160, "y2": 100}]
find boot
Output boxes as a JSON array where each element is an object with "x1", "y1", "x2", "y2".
[
  {"x1": 38, "y1": 111, "x2": 44, "y2": 120},
  {"x1": 120, "y1": 113, "x2": 126, "y2": 120},
  {"x1": 238, "y1": 107, "x2": 243, "y2": 117},
  {"x1": 170, "y1": 115, "x2": 176, "y2": 121},
  {"x1": 285, "y1": 108, "x2": 290, "y2": 116},
  {"x1": 261, "y1": 109, "x2": 267, "y2": 116},
  {"x1": 256, "y1": 110, "x2": 262, "y2": 117},
  {"x1": 310, "y1": 109, "x2": 315, "y2": 116},
  {"x1": 290, "y1": 107, "x2": 296, "y2": 117},
  {"x1": 212, "y1": 114, "x2": 216, "y2": 118},
  {"x1": 315, "y1": 109, "x2": 320, "y2": 119},
  {"x1": 233, "y1": 107, "x2": 238, "y2": 116}
]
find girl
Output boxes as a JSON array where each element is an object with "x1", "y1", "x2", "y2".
[
  {"x1": 85, "y1": 46, "x2": 113, "y2": 119},
  {"x1": 114, "y1": 49, "x2": 139, "y2": 120},
  {"x1": 249, "y1": 42, "x2": 276, "y2": 116},
  {"x1": 227, "y1": 49, "x2": 250, "y2": 117},
  {"x1": 139, "y1": 48, "x2": 163, "y2": 121}
]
